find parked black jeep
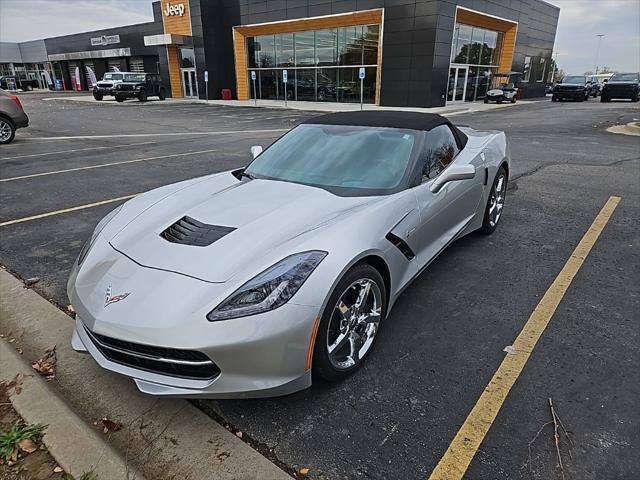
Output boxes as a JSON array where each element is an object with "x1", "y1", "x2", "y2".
[
  {"x1": 113, "y1": 73, "x2": 166, "y2": 102},
  {"x1": 552, "y1": 75, "x2": 593, "y2": 102},
  {"x1": 600, "y1": 72, "x2": 640, "y2": 102},
  {"x1": 0, "y1": 75, "x2": 39, "y2": 91}
]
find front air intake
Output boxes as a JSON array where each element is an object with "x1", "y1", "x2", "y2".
[{"x1": 161, "y1": 216, "x2": 236, "y2": 247}]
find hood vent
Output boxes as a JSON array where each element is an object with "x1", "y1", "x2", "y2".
[{"x1": 161, "y1": 216, "x2": 236, "y2": 247}]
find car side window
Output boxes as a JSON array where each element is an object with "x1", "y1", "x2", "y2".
[{"x1": 419, "y1": 125, "x2": 460, "y2": 182}]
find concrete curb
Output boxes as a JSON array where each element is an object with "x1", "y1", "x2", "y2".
[
  {"x1": 0, "y1": 269, "x2": 291, "y2": 480},
  {"x1": 43, "y1": 93, "x2": 529, "y2": 116},
  {"x1": 1, "y1": 338, "x2": 144, "y2": 479},
  {"x1": 606, "y1": 122, "x2": 640, "y2": 136}
]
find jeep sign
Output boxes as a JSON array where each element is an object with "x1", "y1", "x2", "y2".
[
  {"x1": 91, "y1": 35, "x2": 120, "y2": 47},
  {"x1": 164, "y1": 2, "x2": 186, "y2": 16}
]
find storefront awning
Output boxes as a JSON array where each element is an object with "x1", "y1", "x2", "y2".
[
  {"x1": 144, "y1": 34, "x2": 186, "y2": 46},
  {"x1": 48, "y1": 48, "x2": 131, "y2": 61}
]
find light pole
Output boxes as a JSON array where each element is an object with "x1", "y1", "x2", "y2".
[{"x1": 594, "y1": 34, "x2": 605, "y2": 75}]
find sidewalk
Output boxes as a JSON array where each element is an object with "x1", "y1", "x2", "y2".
[
  {"x1": 0, "y1": 268, "x2": 292, "y2": 480},
  {"x1": 43, "y1": 93, "x2": 532, "y2": 116}
]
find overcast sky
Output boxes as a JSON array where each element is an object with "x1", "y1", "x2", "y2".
[{"x1": 0, "y1": 0, "x2": 638, "y2": 74}]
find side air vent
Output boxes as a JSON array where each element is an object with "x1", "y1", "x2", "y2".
[
  {"x1": 386, "y1": 232, "x2": 416, "y2": 260},
  {"x1": 161, "y1": 216, "x2": 236, "y2": 247}
]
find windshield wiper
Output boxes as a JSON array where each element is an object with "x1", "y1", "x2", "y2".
[{"x1": 239, "y1": 170, "x2": 255, "y2": 180}]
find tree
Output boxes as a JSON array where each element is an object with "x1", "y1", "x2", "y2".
[{"x1": 584, "y1": 70, "x2": 594, "y2": 76}]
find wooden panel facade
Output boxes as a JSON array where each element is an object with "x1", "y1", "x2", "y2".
[
  {"x1": 232, "y1": 9, "x2": 384, "y2": 101},
  {"x1": 161, "y1": 0, "x2": 192, "y2": 36},
  {"x1": 456, "y1": 7, "x2": 518, "y2": 73},
  {"x1": 166, "y1": 45, "x2": 183, "y2": 98}
]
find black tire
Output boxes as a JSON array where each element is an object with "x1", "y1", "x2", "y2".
[
  {"x1": 480, "y1": 166, "x2": 508, "y2": 235},
  {"x1": 318, "y1": 89, "x2": 327, "y2": 102},
  {"x1": 138, "y1": 90, "x2": 147, "y2": 102},
  {"x1": 497, "y1": 98, "x2": 503, "y2": 104},
  {"x1": 584, "y1": 94, "x2": 589, "y2": 101},
  {"x1": 93, "y1": 92, "x2": 103, "y2": 101},
  {"x1": 511, "y1": 96, "x2": 516, "y2": 103},
  {"x1": 600, "y1": 95, "x2": 607, "y2": 102},
  {"x1": 484, "y1": 98, "x2": 489, "y2": 104},
  {"x1": 115, "y1": 95, "x2": 124, "y2": 103},
  {"x1": 0, "y1": 117, "x2": 16, "y2": 145},
  {"x1": 632, "y1": 92, "x2": 639, "y2": 102},
  {"x1": 552, "y1": 95, "x2": 558, "y2": 102},
  {"x1": 312, "y1": 263, "x2": 387, "y2": 381},
  {"x1": 158, "y1": 88, "x2": 166, "y2": 100}
]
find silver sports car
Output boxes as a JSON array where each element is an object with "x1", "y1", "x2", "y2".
[{"x1": 68, "y1": 111, "x2": 510, "y2": 398}]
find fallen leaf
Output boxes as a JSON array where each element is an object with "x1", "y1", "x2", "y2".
[
  {"x1": 53, "y1": 466, "x2": 64, "y2": 473},
  {"x1": 10, "y1": 448, "x2": 18, "y2": 462},
  {"x1": 503, "y1": 345, "x2": 517, "y2": 355},
  {"x1": 24, "y1": 277, "x2": 40, "y2": 287},
  {"x1": 0, "y1": 372, "x2": 25, "y2": 395},
  {"x1": 8, "y1": 338, "x2": 15, "y2": 343},
  {"x1": 98, "y1": 417, "x2": 122, "y2": 433},
  {"x1": 298, "y1": 467, "x2": 311, "y2": 475},
  {"x1": 235, "y1": 431, "x2": 243, "y2": 438},
  {"x1": 18, "y1": 438, "x2": 38, "y2": 453},
  {"x1": 32, "y1": 346, "x2": 57, "y2": 380}
]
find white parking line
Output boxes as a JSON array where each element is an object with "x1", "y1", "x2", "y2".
[
  {"x1": 0, "y1": 195, "x2": 137, "y2": 227},
  {"x1": 0, "y1": 141, "x2": 156, "y2": 161},
  {"x1": 21, "y1": 128, "x2": 288, "y2": 141},
  {"x1": 0, "y1": 149, "x2": 219, "y2": 182}
]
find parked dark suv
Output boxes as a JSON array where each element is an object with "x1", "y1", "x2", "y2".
[
  {"x1": 113, "y1": 73, "x2": 166, "y2": 102},
  {"x1": 552, "y1": 75, "x2": 592, "y2": 102},
  {"x1": 601, "y1": 72, "x2": 640, "y2": 102}
]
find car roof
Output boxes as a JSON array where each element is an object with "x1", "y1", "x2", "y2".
[{"x1": 303, "y1": 111, "x2": 468, "y2": 148}]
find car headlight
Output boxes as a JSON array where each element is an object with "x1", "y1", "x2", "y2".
[
  {"x1": 77, "y1": 205, "x2": 123, "y2": 265},
  {"x1": 207, "y1": 251, "x2": 327, "y2": 321}
]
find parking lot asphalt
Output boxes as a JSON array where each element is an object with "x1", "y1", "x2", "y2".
[{"x1": 1, "y1": 93, "x2": 638, "y2": 480}]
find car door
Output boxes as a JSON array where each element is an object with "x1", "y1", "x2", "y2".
[{"x1": 411, "y1": 125, "x2": 485, "y2": 267}]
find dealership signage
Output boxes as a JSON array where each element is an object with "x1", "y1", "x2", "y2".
[
  {"x1": 164, "y1": 2, "x2": 186, "y2": 16},
  {"x1": 91, "y1": 35, "x2": 120, "y2": 47}
]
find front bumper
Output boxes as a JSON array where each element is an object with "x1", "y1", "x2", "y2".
[
  {"x1": 114, "y1": 89, "x2": 141, "y2": 99},
  {"x1": 602, "y1": 86, "x2": 637, "y2": 99},
  {"x1": 67, "y1": 243, "x2": 320, "y2": 398},
  {"x1": 554, "y1": 89, "x2": 585, "y2": 99}
]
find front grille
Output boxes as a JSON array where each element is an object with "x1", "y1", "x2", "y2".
[
  {"x1": 118, "y1": 84, "x2": 135, "y2": 91},
  {"x1": 84, "y1": 326, "x2": 220, "y2": 380},
  {"x1": 161, "y1": 216, "x2": 236, "y2": 247},
  {"x1": 98, "y1": 83, "x2": 113, "y2": 88}
]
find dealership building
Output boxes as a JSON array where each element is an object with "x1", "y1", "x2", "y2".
[{"x1": 1, "y1": 0, "x2": 559, "y2": 108}]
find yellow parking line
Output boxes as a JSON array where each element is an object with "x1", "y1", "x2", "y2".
[
  {"x1": 0, "y1": 149, "x2": 219, "y2": 182},
  {"x1": 427, "y1": 195, "x2": 621, "y2": 480},
  {"x1": 0, "y1": 194, "x2": 138, "y2": 227}
]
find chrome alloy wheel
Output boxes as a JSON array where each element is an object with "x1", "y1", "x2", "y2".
[
  {"x1": 326, "y1": 279, "x2": 382, "y2": 370},
  {"x1": 0, "y1": 119, "x2": 12, "y2": 142},
  {"x1": 488, "y1": 173, "x2": 506, "y2": 228}
]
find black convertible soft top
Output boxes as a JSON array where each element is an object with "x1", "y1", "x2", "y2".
[{"x1": 304, "y1": 110, "x2": 468, "y2": 149}]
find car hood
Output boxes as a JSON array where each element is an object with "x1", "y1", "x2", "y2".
[{"x1": 110, "y1": 172, "x2": 378, "y2": 283}]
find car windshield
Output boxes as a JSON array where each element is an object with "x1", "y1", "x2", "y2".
[
  {"x1": 245, "y1": 124, "x2": 417, "y2": 192},
  {"x1": 610, "y1": 73, "x2": 639, "y2": 82},
  {"x1": 103, "y1": 73, "x2": 123, "y2": 81},
  {"x1": 562, "y1": 76, "x2": 586, "y2": 84},
  {"x1": 124, "y1": 73, "x2": 145, "y2": 82}
]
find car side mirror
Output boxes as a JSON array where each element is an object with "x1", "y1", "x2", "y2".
[
  {"x1": 430, "y1": 164, "x2": 476, "y2": 194},
  {"x1": 250, "y1": 145, "x2": 263, "y2": 159}
]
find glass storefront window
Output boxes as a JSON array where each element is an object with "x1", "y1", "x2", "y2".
[
  {"x1": 295, "y1": 31, "x2": 315, "y2": 66},
  {"x1": 362, "y1": 25, "x2": 380, "y2": 65},
  {"x1": 468, "y1": 28, "x2": 484, "y2": 65},
  {"x1": 338, "y1": 26, "x2": 361, "y2": 66},
  {"x1": 316, "y1": 29, "x2": 337, "y2": 66},
  {"x1": 481, "y1": 30, "x2": 498, "y2": 65},
  {"x1": 245, "y1": 24, "x2": 379, "y2": 104},
  {"x1": 256, "y1": 35, "x2": 276, "y2": 68},
  {"x1": 180, "y1": 48, "x2": 195, "y2": 68},
  {"x1": 453, "y1": 24, "x2": 472, "y2": 64},
  {"x1": 276, "y1": 33, "x2": 294, "y2": 68}
]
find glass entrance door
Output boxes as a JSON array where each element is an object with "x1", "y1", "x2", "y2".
[
  {"x1": 447, "y1": 66, "x2": 469, "y2": 102},
  {"x1": 181, "y1": 68, "x2": 198, "y2": 98}
]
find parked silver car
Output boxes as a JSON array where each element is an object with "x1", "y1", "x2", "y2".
[
  {"x1": 0, "y1": 89, "x2": 29, "y2": 144},
  {"x1": 68, "y1": 111, "x2": 510, "y2": 398}
]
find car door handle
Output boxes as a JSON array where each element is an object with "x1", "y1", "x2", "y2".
[
  {"x1": 406, "y1": 227, "x2": 416, "y2": 238},
  {"x1": 480, "y1": 151, "x2": 486, "y2": 161}
]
